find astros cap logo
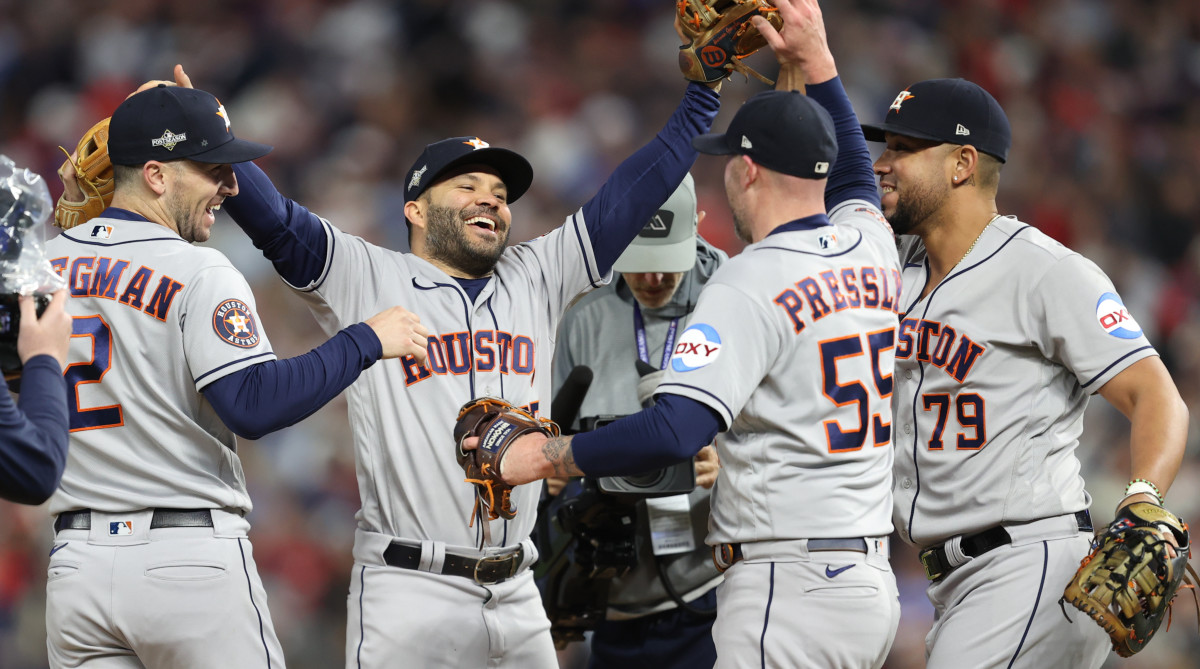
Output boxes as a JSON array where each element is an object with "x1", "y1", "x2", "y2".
[
  {"x1": 889, "y1": 90, "x2": 915, "y2": 112},
  {"x1": 463, "y1": 137, "x2": 490, "y2": 150}
]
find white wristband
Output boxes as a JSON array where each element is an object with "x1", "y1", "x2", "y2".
[{"x1": 1120, "y1": 480, "x2": 1162, "y2": 505}]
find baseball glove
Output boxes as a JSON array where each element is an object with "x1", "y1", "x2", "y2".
[
  {"x1": 1062, "y1": 502, "x2": 1199, "y2": 657},
  {"x1": 54, "y1": 117, "x2": 114, "y2": 230},
  {"x1": 677, "y1": 0, "x2": 783, "y2": 85},
  {"x1": 454, "y1": 397, "x2": 560, "y2": 524}
]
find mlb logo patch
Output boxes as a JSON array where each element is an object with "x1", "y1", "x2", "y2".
[
  {"x1": 91, "y1": 224, "x2": 114, "y2": 239},
  {"x1": 109, "y1": 521, "x2": 133, "y2": 536},
  {"x1": 819, "y1": 232, "x2": 838, "y2": 249}
]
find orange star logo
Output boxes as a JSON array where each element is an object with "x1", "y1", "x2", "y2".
[{"x1": 463, "y1": 137, "x2": 490, "y2": 150}]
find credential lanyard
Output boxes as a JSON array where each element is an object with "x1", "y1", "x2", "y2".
[{"x1": 633, "y1": 302, "x2": 680, "y2": 370}]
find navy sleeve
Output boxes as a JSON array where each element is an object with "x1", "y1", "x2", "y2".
[
  {"x1": 807, "y1": 77, "x2": 880, "y2": 211},
  {"x1": 581, "y1": 83, "x2": 720, "y2": 275},
  {"x1": 203, "y1": 323, "x2": 383, "y2": 440},
  {"x1": 571, "y1": 394, "x2": 721, "y2": 477},
  {"x1": 224, "y1": 162, "x2": 330, "y2": 287},
  {"x1": 0, "y1": 356, "x2": 69, "y2": 505}
]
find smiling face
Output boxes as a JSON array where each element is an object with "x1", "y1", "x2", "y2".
[
  {"x1": 873, "y1": 133, "x2": 955, "y2": 236},
  {"x1": 163, "y1": 160, "x2": 238, "y2": 243},
  {"x1": 412, "y1": 165, "x2": 513, "y2": 277}
]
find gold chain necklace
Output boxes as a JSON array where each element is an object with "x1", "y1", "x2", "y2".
[{"x1": 953, "y1": 215, "x2": 1000, "y2": 270}]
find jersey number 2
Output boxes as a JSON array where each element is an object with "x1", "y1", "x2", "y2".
[
  {"x1": 66, "y1": 315, "x2": 124, "y2": 432},
  {"x1": 819, "y1": 329, "x2": 894, "y2": 452}
]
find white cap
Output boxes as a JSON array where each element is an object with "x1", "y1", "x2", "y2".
[{"x1": 611, "y1": 173, "x2": 698, "y2": 274}]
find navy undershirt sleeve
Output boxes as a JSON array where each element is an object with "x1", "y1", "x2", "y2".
[
  {"x1": 226, "y1": 162, "x2": 330, "y2": 288},
  {"x1": 0, "y1": 356, "x2": 69, "y2": 504},
  {"x1": 203, "y1": 323, "x2": 382, "y2": 440},
  {"x1": 580, "y1": 83, "x2": 719, "y2": 275},
  {"x1": 571, "y1": 393, "x2": 721, "y2": 477},
  {"x1": 807, "y1": 76, "x2": 880, "y2": 211}
]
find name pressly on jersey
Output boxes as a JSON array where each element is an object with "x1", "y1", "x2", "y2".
[
  {"x1": 50, "y1": 256, "x2": 185, "y2": 321},
  {"x1": 897, "y1": 317, "x2": 986, "y2": 383},
  {"x1": 400, "y1": 330, "x2": 535, "y2": 386},
  {"x1": 773, "y1": 266, "x2": 902, "y2": 333}
]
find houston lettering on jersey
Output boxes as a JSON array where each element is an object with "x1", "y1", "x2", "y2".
[
  {"x1": 896, "y1": 317, "x2": 986, "y2": 383},
  {"x1": 400, "y1": 330, "x2": 535, "y2": 386},
  {"x1": 772, "y1": 266, "x2": 902, "y2": 333},
  {"x1": 51, "y1": 256, "x2": 185, "y2": 322}
]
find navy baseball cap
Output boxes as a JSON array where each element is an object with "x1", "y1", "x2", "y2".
[
  {"x1": 404, "y1": 137, "x2": 533, "y2": 204},
  {"x1": 108, "y1": 85, "x2": 272, "y2": 166},
  {"x1": 862, "y1": 78, "x2": 1011, "y2": 163},
  {"x1": 692, "y1": 90, "x2": 837, "y2": 179}
]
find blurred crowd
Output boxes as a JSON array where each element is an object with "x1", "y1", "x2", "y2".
[{"x1": 1, "y1": 0, "x2": 1198, "y2": 667}]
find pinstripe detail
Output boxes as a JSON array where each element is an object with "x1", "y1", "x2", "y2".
[
  {"x1": 236, "y1": 538, "x2": 273, "y2": 668},
  {"x1": 1006, "y1": 542, "x2": 1049, "y2": 667},
  {"x1": 760, "y1": 562, "x2": 776, "y2": 669},
  {"x1": 194, "y1": 352, "x2": 276, "y2": 385},
  {"x1": 356, "y1": 565, "x2": 367, "y2": 668},
  {"x1": 571, "y1": 212, "x2": 602, "y2": 288},
  {"x1": 1080, "y1": 346, "x2": 1155, "y2": 389}
]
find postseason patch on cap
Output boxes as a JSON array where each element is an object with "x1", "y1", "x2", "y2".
[
  {"x1": 671, "y1": 323, "x2": 722, "y2": 372},
  {"x1": 212, "y1": 298, "x2": 260, "y2": 348},
  {"x1": 1095, "y1": 292, "x2": 1142, "y2": 339}
]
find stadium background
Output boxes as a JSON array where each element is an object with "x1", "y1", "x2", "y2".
[{"x1": 0, "y1": 1, "x2": 1197, "y2": 666}]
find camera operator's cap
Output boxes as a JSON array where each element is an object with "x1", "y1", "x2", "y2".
[
  {"x1": 108, "y1": 85, "x2": 273, "y2": 166},
  {"x1": 692, "y1": 90, "x2": 837, "y2": 179},
  {"x1": 862, "y1": 78, "x2": 1011, "y2": 163},
  {"x1": 404, "y1": 136, "x2": 533, "y2": 204},
  {"x1": 612, "y1": 173, "x2": 698, "y2": 274}
]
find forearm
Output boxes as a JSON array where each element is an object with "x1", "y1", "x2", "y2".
[
  {"x1": 204, "y1": 323, "x2": 383, "y2": 439},
  {"x1": 3, "y1": 356, "x2": 69, "y2": 504},
  {"x1": 226, "y1": 162, "x2": 329, "y2": 287},
  {"x1": 806, "y1": 76, "x2": 880, "y2": 210},
  {"x1": 1126, "y1": 387, "x2": 1188, "y2": 502}
]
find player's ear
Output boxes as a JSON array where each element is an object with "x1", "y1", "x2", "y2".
[
  {"x1": 143, "y1": 161, "x2": 170, "y2": 196},
  {"x1": 403, "y1": 199, "x2": 426, "y2": 232},
  {"x1": 950, "y1": 145, "x2": 979, "y2": 187}
]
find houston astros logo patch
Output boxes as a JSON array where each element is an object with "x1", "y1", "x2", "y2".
[
  {"x1": 213, "y1": 298, "x2": 260, "y2": 348},
  {"x1": 671, "y1": 324, "x2": 722, "y2": 372},
  {"x1": 1095, "y1": 292, "x2": 1142, "y2": 339}
]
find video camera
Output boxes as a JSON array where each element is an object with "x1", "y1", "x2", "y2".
[{"x1": 534, "y1": 366, "x2": 703, "y2": 648}]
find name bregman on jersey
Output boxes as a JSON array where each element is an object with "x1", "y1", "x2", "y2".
[{"x1": 51, "y1": 256, "x2": 185, "y2": 322}]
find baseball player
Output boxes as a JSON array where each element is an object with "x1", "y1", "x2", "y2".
[
  {"x1": 863, "y1": 76, "x2": 1189, "y2": 666},
  {"x1": 217, "y1": 73, "x2": 719, "y2": 665},
  {"x1": 483, "y1": 4, "x2": 903, "y2": 667},
  {"x1": 551, "y1": 173, "x2": 726, "y2": 668},
  {"x1": 0, "y1": 290, "x2": 72, "y2": 505},
  {"x1": 45, "y1": 83, "x2": 428, "y2": 668}
]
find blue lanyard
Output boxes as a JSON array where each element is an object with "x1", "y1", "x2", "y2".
[{"x1": 633, "y1": 302, "x2": 680, "y2": 370}]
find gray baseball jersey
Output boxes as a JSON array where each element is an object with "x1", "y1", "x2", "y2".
[
  {"x1": 892, "y1": 215, "x2": 1157, "y2": 548},
  {"x1": 43, "y1": 216, "x2": 285, "y2": 668},
  {"x1": 656, "y1": 200, "x2": 902, "y2": 544},
  {"x1": 47, "y1": 218, "x2": 276, "y2": 515},
  {"x1": 292, "y1": 214, "x2": 602, "y2": 550}
]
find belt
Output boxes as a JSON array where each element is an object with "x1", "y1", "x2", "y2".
[
  {"x1": 919, "y1": 510, "x2": 1092, "y2": 582},
  {"x1": 54, "y1": 509, "x2": 214, "y2": 533},
  {"x1": 713, "y1": 537, "x2": 869, "y2": 573},
  {"x1": 382, "y1": 542, "x2": 524, "y2": 586}
]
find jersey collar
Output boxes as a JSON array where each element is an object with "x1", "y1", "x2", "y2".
[{"x1": 765, "y1": 213, "x2": 831, "y2": 237}]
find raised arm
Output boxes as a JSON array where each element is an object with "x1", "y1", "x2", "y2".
[
  {"x1": 755, "y1": 0, "x2": 879, "y2": 210},
  {"x1": 579, "y1": 82, "x2": 719, "y2": 274}
]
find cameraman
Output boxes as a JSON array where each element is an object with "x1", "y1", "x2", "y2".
[{"x1": 552, "y1": 174, "x2": 725, "y2": 668}]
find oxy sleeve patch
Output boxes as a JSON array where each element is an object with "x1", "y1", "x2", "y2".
[
  {"x1": 212, "y1": 298, "x2": 260, "y2": 348},
  {"x1": 670, "y1": 323, "x2": 722, "y2": 372},
  {"x1": 1095, "y1": 292, "x2": 1142, "y2": 339}
]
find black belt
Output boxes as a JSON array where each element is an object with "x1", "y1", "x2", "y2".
[
  {"x1": 919, "y1": 510, "x2": 1092, "y2": 582},
  {"x1": 713, "y1": 537, "x2": 870, "y2": 573},
  {"x1": 383, "y1": 542, "x2": 524, "y2": 586},
  {"x1": 54, "y1": 509, "x2": 214, "y2": 533}
]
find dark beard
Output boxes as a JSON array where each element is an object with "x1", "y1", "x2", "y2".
[
  {"x1": 424, "y1": 203, "x2": 508, "y2": 277},
  {"x1": 887, "y1": 181, "x2": 947, "y2": 236}
]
